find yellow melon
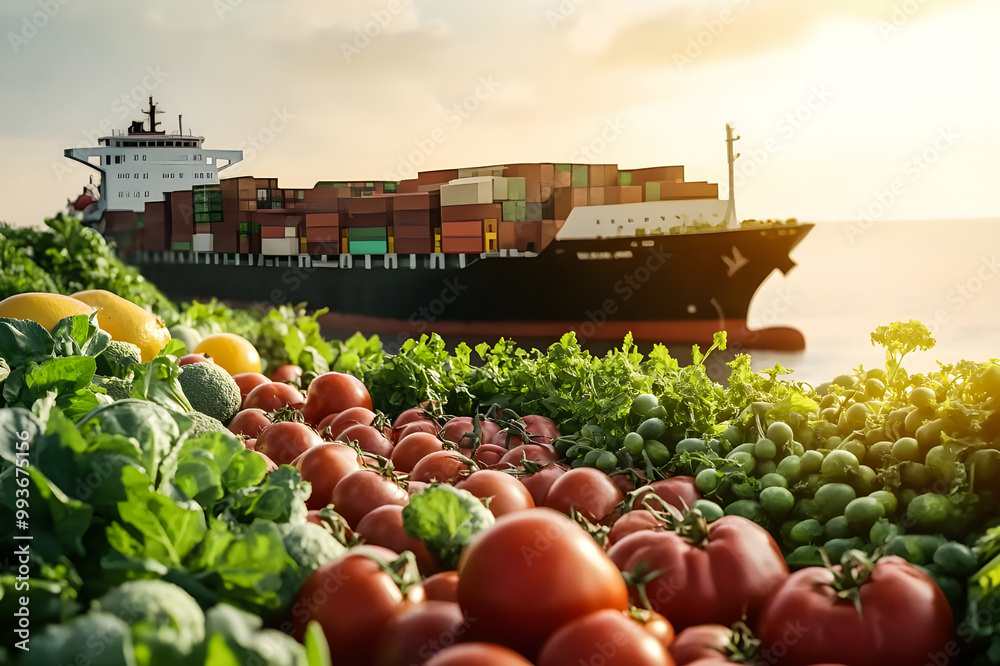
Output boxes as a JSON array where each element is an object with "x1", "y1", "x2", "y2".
[
  {"x1": 0, "y1": 292, "x2": 97, "y2": 331},
  {"x1": 71, "y1": 289, "x2": 170, "y2": 362}
]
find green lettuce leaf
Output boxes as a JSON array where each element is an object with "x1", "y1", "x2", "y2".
[{"x1": 402, "y1": 484, "x2": 494, "y2": 569}]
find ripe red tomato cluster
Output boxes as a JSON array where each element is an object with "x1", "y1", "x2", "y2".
[{"x1": 226, "y1": 372, "x2": 957, "y2": 666}]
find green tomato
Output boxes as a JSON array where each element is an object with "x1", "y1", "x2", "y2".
[
  {"x1": 819, "y1": 393, "x2": 839, "y2": 410},
  {"x1": 776, "y1": 455, "x2": 802, "y2": 484},
  {"x1": 695, "y1": 468, "x2": 720, "y2": 494},
  {"x1": 754, "y1": 438, "x2": 777, "y2": 460},
  {"x1": 924, "y1": 445, "x2": 960, "y2": 481},
  {"x1": 906, "y1": 493, "x2": 951, "y2": 528},
  {"x1": 729, "y1": 442, "x2": 756, "y2": 457},
  {"x1": 766, "y1": 421, "x2": 794, "y2": 447},
  {"x1": 759, "y1": 486, "x2": 795, "y2": 516},
  {"x1": 845, "y1": 402, "x2": 870, "y2": 430},
  {"x1": 790, "y1": 518, "x2": 824, "y2": 545},
  {"x1": 864, "y1": 377, "x2": 886, "y2": 399},
  {"x1": 596, "y1": 451, "x2": 618, "y2": 472},
  {"x1": 915, "y1": 419, "x2": 947, "y2": 451},
  {"x1": 891, "y1": 437, "x2": 921, "y2": 463},
  {"x1": 853, "y1": 465, "x2": 876, "y2": 496},
  {"x1": 632, "y1": 393, "x2": 659, "y2": 417},
  {"x1": 791, "y1": 441, "x2": 806, "y2": 456},
  {"x1": 583, "y1": 449, "x2": 603, "y2": 468},
  {"x1": 814, "y1": 482, "x2": 856, "y2": 519},
  {"x1": 623, "y1": 432, "x2": 645, "y2": 456},
  {"x1": 840, "y1": 439, "x2": 868, "y2": 464},
  {"x1": 884, "y1": 534, "x2": 947, "y2": 565},
  {"x1": 832, "y1": 374, "x2": 858, "y2": 389},
  {"x1": 933, "y1": 542, "x2": 978, "y2": 577},
  {"x1": 637, "y1": 418, "x2": 666, "y2": 441},
  {"x1": 643, "y1": 440, "x2": 672, "y2": 467},
  {"x1": 719, "y1": 425, "x2": 743, "y2": 447},
  {"x1": 869, "y1": 518, "x2": 903, "y2": 547},
  {"x1": 786, "y1": 545, "x2": 825, "y2": 569},
  {"x1": 909, "y1": 386, "x2": 936, "y2": 409},
  {"x1": 793, "y1": 498, "x2": 819, "y2": 520},
  {"x1": 823, "y1": 515, "x2": 852, "y2": 539},
  {"x1": 726, "y1": 451, "x2": 755, "y2": 475},
  {"x1": 844, "y1": 496, "x2": 885, "y2": 531},
  {"x1": 823, "y1": 537, "x2": 866, "y2": 564},
  {"x1": 800, "y1": 450, "x2": 823, "y2": 474},
  {"x1": 900, "y1": 462, "x2": 932, "y2": 489},
  {"x1": 755, "y1": 460, "x2": 777, "y2": 476},
  {"x1": 692, "y1": 499, "x2": 724, "y2": 523},
  {"x1": 759, "y1": 473, "x2": 788, "y2": 489},
  {"x1": 725, "y1": 499, "x2": 767, "y2": 526},
  {"x1": 821, "y1": 449, "x2": 860, "y2": 483},
  {"x1": 868, "y1": 490, "x2": 899, "y2": 517},
  {"x1": 729, "y1": 480, "x2": 757, "y2": 500},
  {"x1": 966, "y1": 448, "x2": 1000, "y2": 486},
  {"x1": 676, "y1": 438, "x2": 708, "y2": 454}
]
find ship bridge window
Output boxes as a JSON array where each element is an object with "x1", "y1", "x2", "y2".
[
  {"x1": 105, "y1": 156, "x2": 111, "y2": 165},
  {"x1": 157, "y1": 141, "x2": 164, "y2": 147},
  {"x1": 167, "y1": 141, "x2": 174, "y2": 147},
  {"x1": 134, "y1": 155, "x2": 139, "y2": 160},
  {"x1": 114, "y1": 155, "x2": 123, "y2": 164},
  {"x1": 142, "y1": 155, "x2": 146, "y2": 161},
  {"x1": 115, "y1": 141, "x2": 121, "y2": 147}
]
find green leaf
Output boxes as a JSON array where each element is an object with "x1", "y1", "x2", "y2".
[
  {"x1": 50, "y1": 312, "x2": 111, "y2": 358},
  {"x1": 203, "y1": 603, "x2": 309, "y2": 666},
  {"x1": 220, "y1": 465, "x2": 310, "y2": 525},
  {"x1": 0, "y1": 407, "x2": 44, "y2": 466},
  {"x1": 25, "y1": 356, "x2": 97, "y2": 398},
  {"x1": 0, "y1": 316, "x2": 55, "y2": 366},
  {"x1": 305, "y1": 621, "x2": 332, "y2": 666},
  {"x1": 0, "y1": 464, "x2": 94, "y2": 562},
  {"x1": 18, "y1": 611, "x2": 137, "y2": 666},
  {"x1": 129, "y1": 355, "x2": 194, "y2": 414},
  {"x1": 401, "y1": 484, "x2": 494, "y2": 569},
  {"x1": 77, "y1": 399, "x2": 184, "y2": 485}
]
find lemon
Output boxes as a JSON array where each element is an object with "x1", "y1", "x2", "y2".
[
  {"x1": 71, "y1": 289, "x2": 170, "y2": 362},
  {"x1": 195, "y1": 333, "x2": 262, "y2": 375},
  {"x1": 0, "y1": 292, "x2": 97, "y2": 330}
]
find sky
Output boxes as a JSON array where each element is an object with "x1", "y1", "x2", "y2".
[{"x1": 1, "y1": 0, "x2": 998, "y2": 228}]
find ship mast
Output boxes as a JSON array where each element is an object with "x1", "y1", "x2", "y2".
[
  {"x1": 724, "y1": 122, "x2": 739, "y2": 229},
  {"x1": 142, "y1": 96, "x2": 161, "y2": 133}
]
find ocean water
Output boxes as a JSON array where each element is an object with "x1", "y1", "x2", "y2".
[{"x1": 733, "y1": 218, "x2": 1000, "y2": 386}]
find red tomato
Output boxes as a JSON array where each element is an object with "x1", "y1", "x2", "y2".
[
  {"x1": 608, "y1": 515, "x2": 789, "y2": 631},
  {"x1": 440, "y1": 416, "x2": 502, "y2": 448},
  {"x1": 394, "y1": 419, "x2": 440, "y2": 442},
  {"x1": 270, "y1": 363, "x2": 303, "y2": 385},
  {"x1": 632, "y1": 609, "x2": 676, "y2": 654},
  {"x1": 422, "y1": 571, "x2": 459, "y2": 603},
  {"x1": 227, "y1": 408, "x2": 271, "y2": 439},
  {"x1": 611, "y1": 473, "x2": 637, "y2": 496},
  {"x1": 391, "y1": 432, "x2": 446, "y2": 474},
  {"x1": 244, "y1": 438, "x2": 256, "y2": 450},
  {"x1": 492, "y1": 423, "x2": 526, "y2": 449},
  {"x1": 291, "y1": 443, "x2": 363, "y2": 510},
  {"x1": 373, "y1": 600, "x2": 469, "y2": 666},
  {"x1": 410, "y1": 450, "x2": 473, "y2": 484},
  {"x1": 473, "y1": 443, "x2": 508, "y2": 467},
  {"x1": 669, "y1": 624, "x2": 735, "y2": 665},
  {"x1": 393, "y1": 406, "x2": 435, "y2": 431},
  {"x1": 518, "y1": 463, "x2": 568, "y2": 506},
  {"x1": 424, "y1": 643, "x2": 534, "y2": 666},
  {"x1": 244, "y1": 381, "x2": 306, "y2": 413},
  {"x1": 356, "y1": 505, "x2": 442, "y2": 576},
  {"x1": 253, "y1": 450, "x2": 277, "y2": 472},
  {"x1": 331, "y1": 469, "x2": 409, "y2": 529},
  {"x1": 544, "y1": 467, "x2": 624, "y2": 522},
  {"x1": 323, "y1": 407, "x2": 377, "y2": 440},
  {"x1": 498, "y1": 443, "x2": 559, "y2": 468},
  {"x1": 632, "y1": 477, "x2": 702, "y2": 513},
  {"x1": 178, "y1": 353, "x2": 211, "y2": 366},
  {"x1": 407, "y1": 480, "x2": 429, "y2": 496},
  {"x1": 608, "y1": 509, "x2": 666, "y2": 546},
  {"x1": 254, "y1": 421, "x2": 322, "y2": 466},
  {"x1": 302, "y1": 371, "x2": 373, "y2": 426},
  {"x1": 521, "y1": 414, "x2": 561, "y2": 445},
  {"x1": 455, "y1": 470, "x2": 535, "y2": 518},
  {"x1": 290, "y1": 547, "x2": 425, "y2": 664},
  {"x1": 457, "y1": 508, "x2": 629, "y2": 658},
  {"x1": 756, "y1": 556, "x2": 954, "y2": 666},
  {"x1": 536, "y1": 609, "x2": 673, "y2": 666},
  {"x1": 233, "y1": 372, "x2": 270, "y2": 407},
  {"x1": 338, "y1": 424, "x2": 394, "y2": 459}
]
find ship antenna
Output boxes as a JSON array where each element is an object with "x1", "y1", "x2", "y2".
[
  {"x1": 143, "y1": 96, "x2": 161, "y2": 133},
  {"x1": 179, "y1": 114, "x2": 183, "y2": 136},
  {"x1": 724, "y1": 122, "x2": 740, "y2": 229}
]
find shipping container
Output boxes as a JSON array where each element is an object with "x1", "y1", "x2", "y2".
[
  {"x1": 192, "y1": 233, "x2": 214, "y2": 253},
  {"x1": 393, "y1": 238, "x2": 433, "y2": 254},
  {"x1": 506, "y1": 177, "x2": 526, "y2": 201},
  {"x1": 305, "y1": 227, "x2": 339, "y2": 243},
  {"x1": 394, "y1": 209, "x2": 432, "y2": 226},
  {"x1": 345, "y1": 212, "x2": 390, "y2": 228},
  {"x1": 262, "y1": 238, "x2": 299, "y2": 256},
  {"x1": 349, "y1": 240, "x2": 388, "y2": 255},
  {"x1": 305, "y1": 241, "x2": 340, "y2": 255},
  {"x1": 442, "y1": 220, "x2": 483, "y2": 237},
  {"x1": 442, "y1": 236, "x2": 483, "y2": 254},
  {"x1": 393, "y1": 224, "x2": 433, "y2": 240},
  {"x1": 347, "y1": 226, "x2": 388, "y2": 241},
  {"x1": 620, "y1": 186, "x2": 643, "y2": 204},
  {"x1": 628, "y1": 166, "x2": 684, "y2": 185},
  {"x1": 392, "y1": 192, "x2": 437, "y2": 211},
  {"x1": 440, "y1": 179, "x2": 493, "y2": 206},
  {"x1": 304, "y1": 212, "x2": 340, "y2": 228},
  {"x1": 571, "y1": 164, "x2": 588, "y2": 188},
  {"x1": 440, "y1": 203, "x2": 502, "y2": 223}
]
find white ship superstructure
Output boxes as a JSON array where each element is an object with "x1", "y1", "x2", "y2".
[{"x1": 64, "y1": 97, "x2": 242, "y2": 215}]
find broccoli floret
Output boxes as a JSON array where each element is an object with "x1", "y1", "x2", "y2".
[
  {"x1": 92, "y1": 580, "x2": 205, "y2": 664},
  {"x1": 96, "y1": 339, "x2": 143, "y2": 379},
  {"x1": 178, "y1": 361, "x2": 242, "y2": 424},
  {"x1": 94, "y1": 375, "x2": 133, "y2": 401},
  {"x1": 19, "y1": 612, "x2": 134, "y2": 666},
  {"x1": 184, "y1": 410, "x2": 229, "y2": 438}
]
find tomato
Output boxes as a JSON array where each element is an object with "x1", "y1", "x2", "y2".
[
  {"x1": 498, "y1": 443, "x2": 559, "y2": 468},
  {"x1": 545, "y1": 467, "x2": 624, "y2": 522},
  {"x1": 474, "y1": 443, "x2": 508, "y2": 467},
  {"x1": 422, "y1": 571, "x2": 459, "y2": 603},
  {"x1": 254, "y1": 421, "x2": 322, "y2": 466},
  {"x1": 410, "y1": 450, "x2": 474, "y2": 484},
  {"x1": 373, "y1": 600, "x2": 468, "y2": 666},
  {"x1": 611, "y1": 473, "x2": 637, "y2": 496},
  {"x1": 290, "y1": 546, "x2": 424, "y2": 664},
  {"x1": 522, "y1": 414, "x2": 562, "y2": 445},
  {"x1": 244, "y1": 381, "x2": 306, "y2": 413},
  {"x1": 290, "y1": 443, "x2": 363, "y2": 510},
  {"x1": 608, "y1": 509, "x2": 665, "y2": 546},
  {"x1": 440, "y1": 416, "x2": 502, "y2": 448},
  {"x1": 270, "y1": 363, "x2": 303, "y2": 385},
  {"x1": 491, "y1": 419, "x2": 528, "y2": 449},
  {"x1": 518, "y1": 463, "x2": 569, "y2": 506},
  {"x1": 338, "y1": 424, "x2": 394, "y2": 459},
  {"x1": 253, "y1": 450, "x2": 277, "y2": 472},
  {"x1": 407, "y1": 480, "x2": 429, "y2": 496},
  {"x1": 457, "y1": 508, "x2": 629, "y2": 658},
  {"x1": 331, "y1": 469, "x2": 409, "y2": 529},
  {"x1": 243, "y1": 438, "x2": 256, "y2": 450},
  {"x1": 632, "y1": 477, "x2": 702, "y2": 513},
  {"x1": 670, "y1": 624, "x2": 735, "y2": 665},
  {"x1": 394, "y1": 419, "x2": 441, "y2": 442},
  {"x1": 424, "y1": 643, "x2": 533, "y2": 666},
  {"x1": 233, "y1": 372, "x2": 271, "y2": 407},
  {"x1": 631, "y1": 609, "x2": 676, "y2": 654},
  {"x1": 608, "y1": 515, "x2": 789, "y2": 630},
  {"x1": 391, "y1": 432, "x2": 446, "y2": 474},
  {"x1": 322, "y1": 407, "x2": 377, "y2": 440},
  {"x1": 178, "y1": 352, "x2": 211, "y2": 366},
  {"x1": 227, "y1": 408, "x2": 271, "y2": 439},
  {"x1": 455, "y1": 470, "x2": 535, "y2": 518},
  {"x1": 356, "y1": 504, "x2": 442, "y2": 576},
  {"x1": 757, "y1": 556, "x2": 954, "y2": 666},
  {"x1": 302, "y1": 371, "x2": 373, "y2": 426},
  {"x1": 536, "y1": 609, "x2": 672, "y2": 666}
]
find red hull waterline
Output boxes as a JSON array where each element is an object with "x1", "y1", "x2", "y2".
[{"x1": 318, "y1": 312, "x2": 806, "y2": 352}]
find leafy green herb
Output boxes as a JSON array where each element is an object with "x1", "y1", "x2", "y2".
[{"x1": 402, "y1": 484, "x2": 494, "y2": 569}]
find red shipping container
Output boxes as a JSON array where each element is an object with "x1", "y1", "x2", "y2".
[
  {"x1": 394, "y1": 224, "x2": 432, "y2": 240},
  {"x1": 572, "y1": 188, "x2": 589, "y2": 207},
  {"x1": 442, "y1": 237, "x2": 483, "y2": 253},
  {"x1": 345, "y1": 212, "x2": 390, "y2": 228},
  {"x1": 525, "y1": 182, "x2": 542, "y2": 203},
  {"x1": 305, "y1": 212, "x2": 340, "y2": 227},
  {"x1": 195, "y1": 223, "x2": 212, "y2": 234},
  {"x1": 392, "y1": 192, "x2": 434, "y2": 211},
  {"x1": 262, "y1": 226, "x2": 288, "y2": 239},
  {"x1": 589, "y1": 187, "x2": 605, "y2": 206},
  {"x1": 540, "y1": 163, "x2": 555, "y2": 185},
  {"x1": 417, "y1": 169, "x2": 458, "y2": 187},
  {"x1": 628, "y1": 166, "x2": 684, "y2": 185},
  {"x1": 554, "y1": 169, "x2": 571, "y2": 188},
  {"x1": 347, "y1": 196, "x2": 391, "y2": 214},
  {"x1": 442, "y1": 220, "x2": 483, "y2": 237},
  {"x1": 394, "y1": 209, "x2": 431, "y2": 226},
  {"x1": 306, "y1": 228, "x2": 340, "y2": 243},
  {"x1": 170, "y1": 191, "x2": 195, "y2": 226},
  {"x1": 553, "y1": 188, "x2": 573, "y2": 220},
  {"x1": 620, "y1": 186, "x2": 643, "y2": 204},
  {"x1": 393, "y1": 238, "x2": 433, "y2": 254},
  {"x1": 397, "y1": 179, "x2": 420, "y2": 194},
  {"x1": 498, "y1": 221, "x2": 516, "y2": 249},
  {"x1": 214, "y1": 236, "x2": 239, "y2": 253},
  {"x1": 306, "y1": 241, "x2": 340, "y2": 255},
  {"x1": 440, "y1": 203, "x2": 501, "y2": 223}
]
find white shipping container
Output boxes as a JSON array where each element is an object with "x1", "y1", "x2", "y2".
[
  {"x1": 492, "y1": 177, "x2": 508, "y2": 201},
  {"x1": 192, "y1": 233, "x2": 214, "y2": 252},
  {"x1": 262, "y1": 238, "x2": 299, "y2": 256},
  {"x1": 284, "y1": 226, "x2": 297, "y2": 238},
  {"x1": 440, "y1": 178, "x2": 494, "y2": 206}
]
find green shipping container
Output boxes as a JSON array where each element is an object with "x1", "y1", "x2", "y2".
[
  {"x1": 349, "y1": 240, "x2": 388, "y2": 255},
  {"x1": 618, "y1": 172, "x2": 632, "y2": 187},
  {"x1": 171, "y1": 242, "x2": 191, "y2": 251},
  {"x1": 384, "y1": 182, "x2": 398, "y2": 193},
  {"x1": 348, "y1": 227, "x2": 388, "y2": 241},
  {"x1": 502, "y1": 200, "x2": 517, "y2": 222},
  {"x1": 645, "y1": 182, "x2": 660, "y2": 202},
  {"x1": 195, "y1": 202, "x2": 211, "y2": 213},
  {"x1": 555, "y1": 164, "x2": 572, "y2": 172},
  {"x1": 506, "y1": 177, "x2": 526, "y2": 201},
  {"x1": 515, "y1": 200, "x2": 526, "y2": 223},
  {"x1": 572, "y1": 165, "x2": 589, "y2": 188}
]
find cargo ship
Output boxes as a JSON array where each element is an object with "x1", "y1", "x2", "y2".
[{"x1": 65, "y1": 99, "x2": 812, "y2": 350}]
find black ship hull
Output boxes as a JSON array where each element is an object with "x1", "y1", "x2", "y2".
[{"x1": 133, "y1": 224, "x2": 812, "y2": 350}]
